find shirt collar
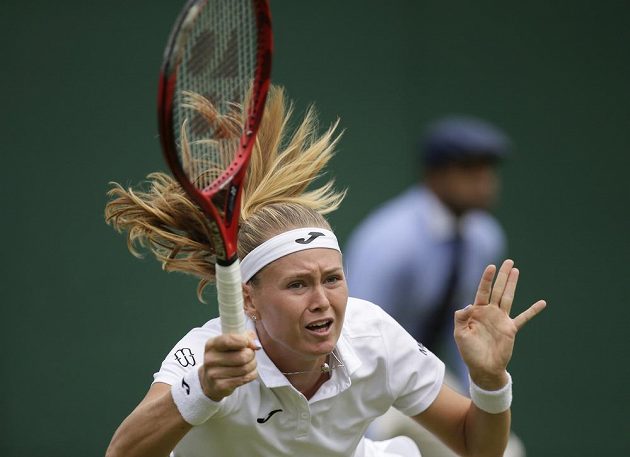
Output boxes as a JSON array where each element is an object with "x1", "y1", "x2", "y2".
[{"x1": 246, "y1": 318, "x2": 288, "y2": 388}]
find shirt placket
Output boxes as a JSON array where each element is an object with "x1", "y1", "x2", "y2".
[{"x1": 294, "y1": 393, "x2": 311, "y2": 437}]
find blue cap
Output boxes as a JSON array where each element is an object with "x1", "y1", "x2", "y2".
[{"x1": 422, "y1": 116, "x2": 511, "y2": 167}]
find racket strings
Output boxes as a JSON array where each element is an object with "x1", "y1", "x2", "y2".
[
  {"x1": 179, "y1": 117, "x2": 238, "y2": 191},
  {"x1": 174, "y1": 0, "x2": 257, "y2": 193}
]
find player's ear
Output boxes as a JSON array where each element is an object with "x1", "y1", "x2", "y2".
[{"x1": 242, "y1": 282, "x2": 256, "y2": 315}]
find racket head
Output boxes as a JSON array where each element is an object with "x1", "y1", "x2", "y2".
[{"x1": 157, "y1": 0, "x2": 272, "y2": 264}]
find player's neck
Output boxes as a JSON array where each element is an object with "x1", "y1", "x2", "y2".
[
  {"x1": 291, "y1": 371, "x2": 330, "y2": 399},
  {"x1": 274, "y1": 353, "x2": 337, "y2": 398}
]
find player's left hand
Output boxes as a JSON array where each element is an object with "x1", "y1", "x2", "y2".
[{"x1": 454, "y1": 259, "x2": 547, "y2": 390}]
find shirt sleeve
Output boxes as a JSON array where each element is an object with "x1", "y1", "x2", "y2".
[
  {"x1": 380, "y1": 310, "x2": 445, "y2": 417},
  {"x1": 153, "y1": 324, "x2": 218, "y2": 386}
]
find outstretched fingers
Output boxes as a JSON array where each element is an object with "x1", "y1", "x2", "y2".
[
  {"x1": 513, "y1": 300, "x2": 547, "y2": 330},
  {"x1": 499, "y1": 268, "x2": 519, "y2": 315},
  {"x1": 489, "y1": 259, "x2": 515, "y2": 306},
  {"x1": 473, "y1": 264, "x2": 497, "y2": 306}
]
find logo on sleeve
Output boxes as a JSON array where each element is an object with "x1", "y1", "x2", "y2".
[
  {"x1": 417, "y1": 342, "x2": 428, "y2": 355},
  {"x1": 174, "y1": 348, "x2": 196, "y2": 367},
  {"x1": 182, "y1": 378, "x2": 190, "y2": 395},
  {"x1": 295, "y1": 231, "x2": 325, "y2": 244}
]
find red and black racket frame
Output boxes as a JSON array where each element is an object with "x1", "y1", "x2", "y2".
[{"x1": 157, "y1": 0, "x2": 272, "y2": 266}]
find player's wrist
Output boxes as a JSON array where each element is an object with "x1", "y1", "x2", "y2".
[
  {"x1": 468, "y1": 369, "x2": 509, "y2": 391},
  {"x1": 469, "y1": 371, "x2": 512, "y2": 414},
  {"x1": 171, "y1": 367, "x2": 223, "y2": 425}
]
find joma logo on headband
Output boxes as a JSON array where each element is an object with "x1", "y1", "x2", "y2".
[{"x1": 294, "y1": 231, "x2": 325, "y2": 244}]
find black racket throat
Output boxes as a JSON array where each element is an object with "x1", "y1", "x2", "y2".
[{"x1": 216, "y1": 255, "x2": 239, "y2": 267}]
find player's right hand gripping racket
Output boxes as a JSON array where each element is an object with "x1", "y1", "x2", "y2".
[{"x1": 157, "y1": 0, "x2": 272, "y2": 334}]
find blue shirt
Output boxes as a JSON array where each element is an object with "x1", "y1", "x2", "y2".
[{"x1": 343, "y1": 185, "x2": 506, "y2": 389}]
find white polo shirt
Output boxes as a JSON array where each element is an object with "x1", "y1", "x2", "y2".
[{"x1": 154, "y1": 297, "x2": 445, "y2": 457}]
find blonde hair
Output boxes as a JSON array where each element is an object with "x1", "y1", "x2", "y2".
[{"x1": 105, "y1": 86, "x2": 345, "y2": 299}]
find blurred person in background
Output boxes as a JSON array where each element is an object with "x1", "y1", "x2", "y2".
[{"x1": 344, "y1": 116, "x2": 526, "y2": 457}]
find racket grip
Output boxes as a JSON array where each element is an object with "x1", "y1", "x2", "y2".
[{"x1": 215, "y1": 260, "x2": 246, "y2": 334}]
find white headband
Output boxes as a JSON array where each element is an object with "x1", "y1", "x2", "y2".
[{"x1": 240, "y1": 227, "x2": 341, "y2": 283}]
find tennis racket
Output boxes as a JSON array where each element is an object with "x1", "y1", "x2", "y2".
[{"x1": 157, "y1": 0, "x2": 272, "y2": 334}]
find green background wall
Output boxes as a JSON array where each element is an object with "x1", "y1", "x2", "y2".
[{"x1": 2, "y1": 1, "x2": 628, "y2": 455}]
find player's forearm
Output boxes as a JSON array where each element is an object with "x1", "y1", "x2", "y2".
[
  {"x1": 106, "y1": 388, "x2": 191, "y2": 457},
  {"x1": 459, "y1": 369, "x2": 511, "y2": 457},
  {"x1": 462, "y1": 404, "x2": 510, "y2": 457}
]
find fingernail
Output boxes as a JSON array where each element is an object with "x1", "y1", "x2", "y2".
[{"x1": 252, "y1": 338, "x2": 262, "y2": 350}]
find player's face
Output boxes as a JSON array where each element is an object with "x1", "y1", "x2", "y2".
[{"x1": 244, "y1": 248, "x2": 348, "y2": 367}]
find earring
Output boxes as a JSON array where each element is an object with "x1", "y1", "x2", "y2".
[{"x1": 250, "y1": 314, "x2": 257, "y2": 321}]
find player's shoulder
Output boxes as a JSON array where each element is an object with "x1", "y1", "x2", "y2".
[
  {"x1": 343, "y1": 297, "x2": 402, "y2": 338},
  {"x1": 342, "y1": 298, "x2": 438, "y2": 377},
  {"x1": 175, "y1": 316, "x2": 223, "y2": 348},
  {"x1": 153, "y1": 317, "x2": 223, "y2": 385}
]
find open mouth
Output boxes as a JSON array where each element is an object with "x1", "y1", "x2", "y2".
[{"x1": 305, "y1": 319, "x2": 333, "y2": 333}]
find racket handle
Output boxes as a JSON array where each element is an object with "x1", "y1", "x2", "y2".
[{"x1": 215, "y1": 260, "x2": 246, "y2": 334}]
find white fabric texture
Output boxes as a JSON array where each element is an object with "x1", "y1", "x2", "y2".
[
  {"x1": 153, "y1": 298, "x2": 445, "y2": 457},
  {"x1": 469, "y1": 372, "x2": 512, "y2": 414},
  {"x1": 170, "y1": 367, "x2": 222, "y2": 425},
  {"x1": 362, "y1": 436, "x2": 422, "y2": 457}
]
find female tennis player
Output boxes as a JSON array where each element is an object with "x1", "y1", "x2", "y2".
[{"x1": 104, "y1": 86, "x2": 546, "y2": 457}]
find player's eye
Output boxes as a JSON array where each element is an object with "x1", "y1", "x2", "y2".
[
  {"x1": 325, "y1": 275, "x2": 341, "y2": 285},
  {"x1": 287, "y1": 281, "x2": 305, "y2": 289}
]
